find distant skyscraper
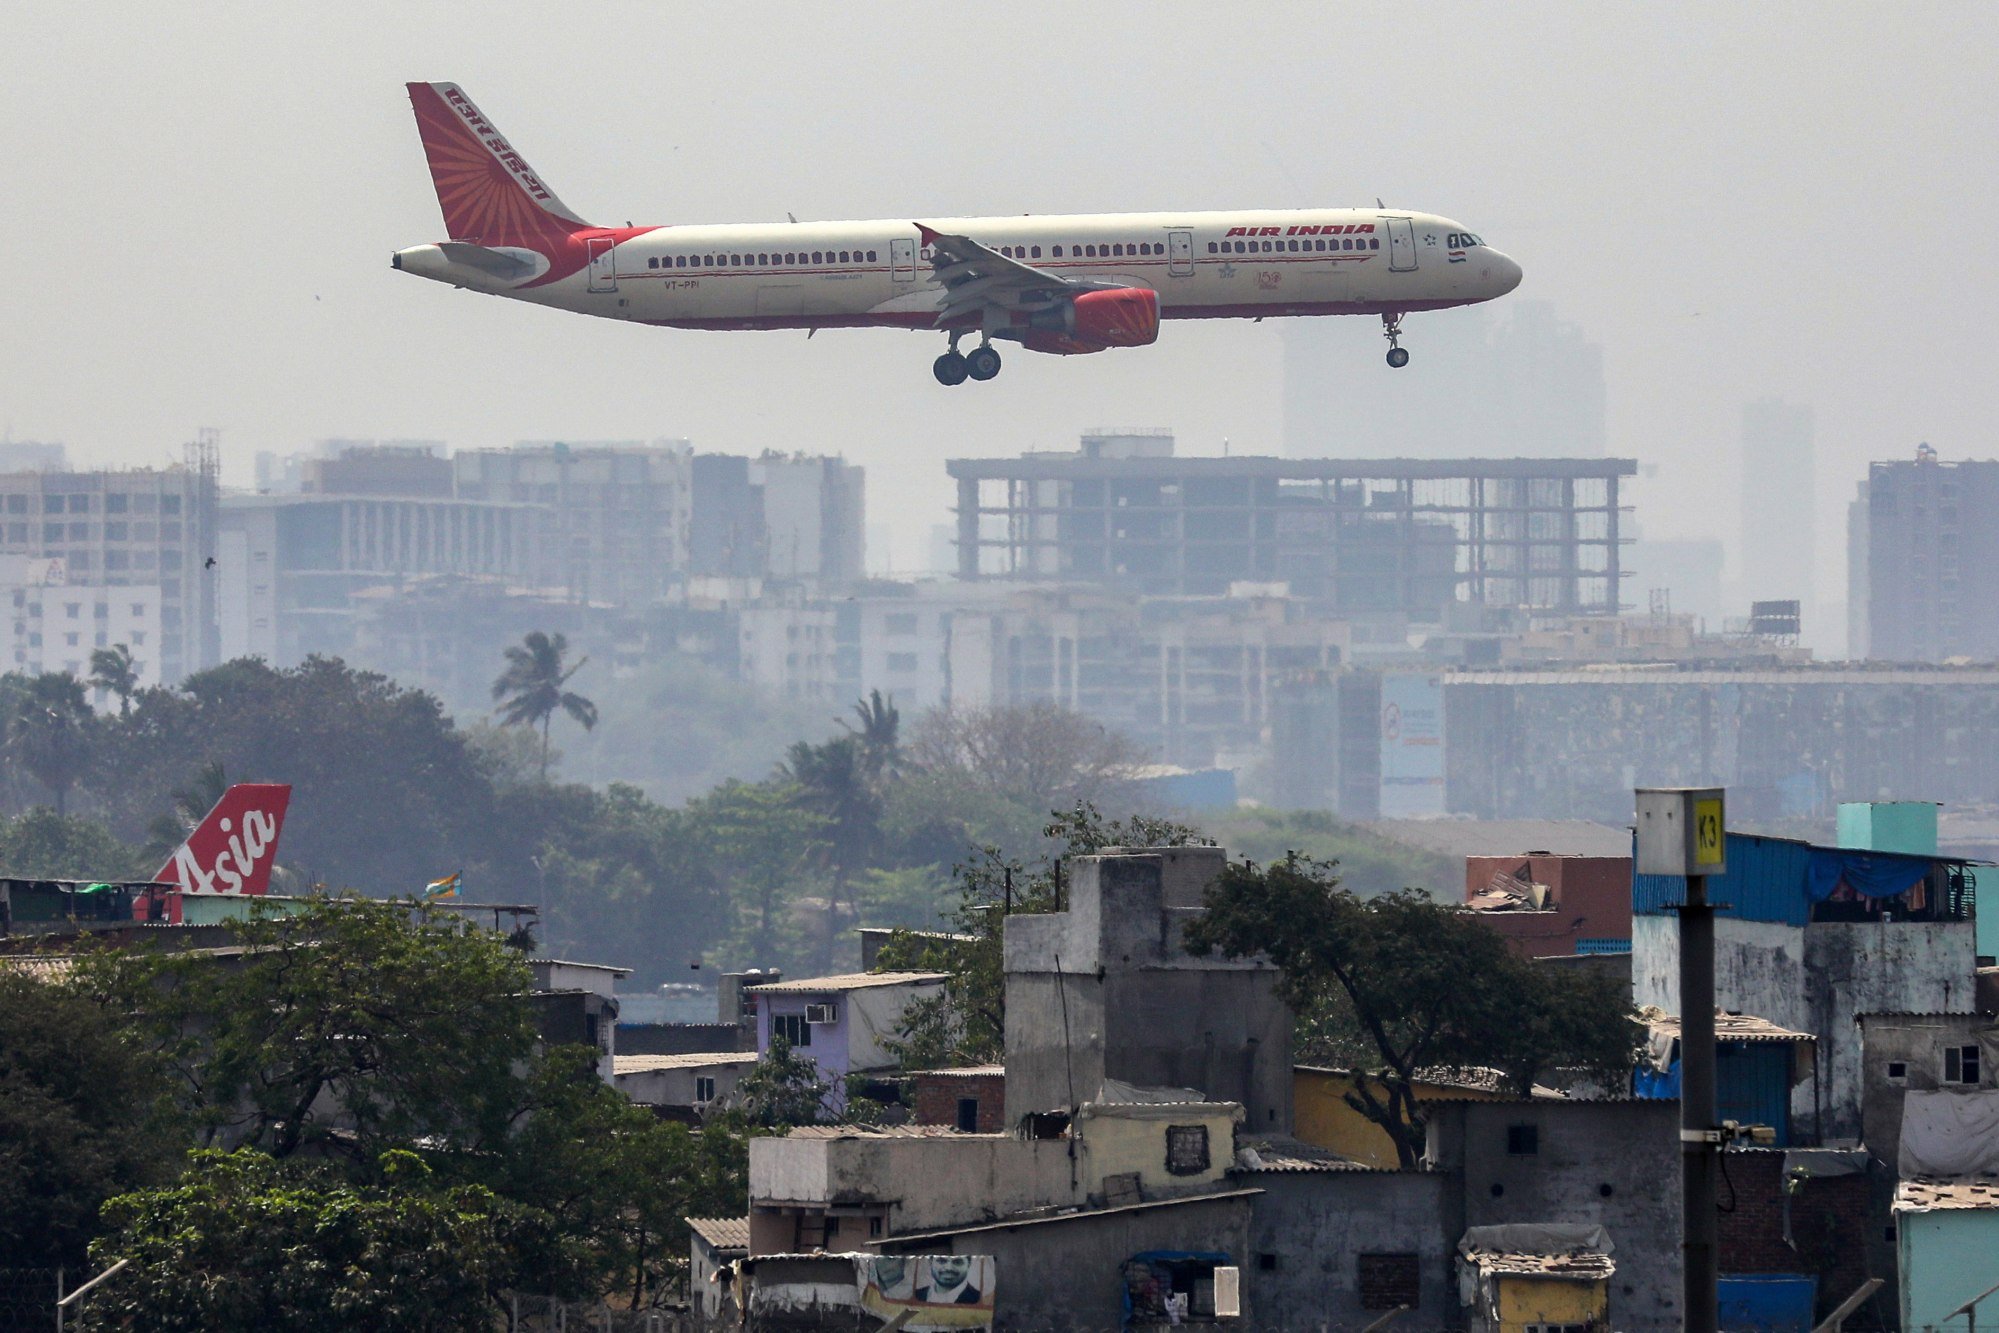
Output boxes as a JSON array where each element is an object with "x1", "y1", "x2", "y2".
[
  {"x1": 1738, "y1": 399, "x2": 1816, "y2": 612},
  {"x1": 1283, "y1": 301, "x2": 1606, "y2": 459},
  {"x1": 1852, "y1": 447, "x2": 1999, "y2": 662}
]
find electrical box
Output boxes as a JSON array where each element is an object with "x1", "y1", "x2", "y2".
[{"x1": 1635, "y1": 787, "x2": 1726, "y2": 877}]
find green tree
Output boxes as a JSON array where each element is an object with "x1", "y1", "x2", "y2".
[
  {"x1": 491, "y1": 631, "x2": 599, "y2": 782},
  {"x1": 8, "y1": 670, "x2": 96, "y2": 814},
  {"x1": 0, "y1": 807, "x2": 142, "y2": 878},
  {"x1": 783, "y1": 734, "x2": 879, "y2": 930},
  {"x1": 79, "y1": 895, "x2": 538, "y2": 1160},
  {"x1": 138, "y1": 759, "x2": 230, "y2": 869},
  {"x1": 1183, "y1": 857, "x2": 1639, "y2": 1167},
  {"x1": 88, "y1": 644, "x2": 139, "y2": 716},
  {"x1": 734, "y1": 1035, "x2": 834, "y2": 1127},
  {"x1": 0, "y1": 968, "x2": 184, "y2": 1268},
  {"x1": 847, "y1": 689, "x2": 901, "y2": 783},
  {"x1": 78, "y1": 1150, "x2": 545, "y2": 1333},
  {"x1": 879, "y1": 804, "x2": 1206, "y2": 1069},
  {"x1": 691, "y1": 779, "x2": 828, "y2": 966}
]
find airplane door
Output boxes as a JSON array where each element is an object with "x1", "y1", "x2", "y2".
[
  {"x1": 891, "y1": 237, "x2": 916, "y2": 283},
  {"x1": 1385, "y1": 218, "x2": 1417, "y2": 272},
  {"x1": 587, "y1": 237, "x2": 617, "y2": 292},
  {"x1": 1168, "y1": 230, "x2": 1194, "y2": 278}
]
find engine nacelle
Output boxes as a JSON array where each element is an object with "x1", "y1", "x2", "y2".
[{"x1": 1019, "y1": 287, "x2": 1161, "y2": 355}]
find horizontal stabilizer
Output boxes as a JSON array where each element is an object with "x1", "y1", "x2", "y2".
[{"x1": 436, "y1": 242, "x2": 538, "y2": 280}]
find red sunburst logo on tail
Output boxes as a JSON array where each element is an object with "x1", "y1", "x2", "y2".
[{"x1": 406, "y1": 82, "x2": 590, "y2": 253}]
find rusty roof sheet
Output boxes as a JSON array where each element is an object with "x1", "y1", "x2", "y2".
[
  {"x1": 783, "y1": 1124, "x2": 990, "y2": 1141},
  {"x1": 1895, "y1": 1175, "x2": 1999, "y2": 1212},
  {"x1": 687, "y1": 1217, "x2": 751, "y2": 1251},
  {"x1": 1640, "y1": 1007, "x2": 1815, "y2": 1043},
  {"x1": 744, "y1": 971, "x2": 949, "y2": 995},
  {"x1": 1465, "y1": 1250, "x2": 1617, "y2": 1280},
  {"x1": 911, "y1": 1064, "x2": 1006, "y2": 1078},
  {"x1": 613, "y1": 1052, "x2": 759, "y2": 1075},
  {"x1": 1234, "y1": 1137, "x2": 1368, "y2": 1173}
]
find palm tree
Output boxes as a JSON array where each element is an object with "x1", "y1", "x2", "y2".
[
  {"x1": 7, "y1": 672, "x2": 96, "y2": 815},
  {"x1": 89, "y1": 644, "x2": 139, "y2": 716},
  {"x1": 491, "y1": 631, "x2": 598, "y2": 782},
  {"x1": 141, "y1": 759, "x2": 229, "y2": 867},
  {"x1": 844, "y1": 689, "x2": 901, "y2": 783}
]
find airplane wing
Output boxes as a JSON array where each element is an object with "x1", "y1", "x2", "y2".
[{"x1": 915, "y1": 223, "x2": 1114, "y2": 328}]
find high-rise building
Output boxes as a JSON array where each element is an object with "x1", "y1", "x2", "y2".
[
  {"x1": 452, "y1": 440, "x2": 693, "y2": 605},
  {"x1": 1852, "y1": 447, "x2": 1999, "y2": 662},
  {"x1": 1738, "y1": 399, "x2": 1816, "y2": 611},
  {"x1": 0, "y1": 456, "x2": 216, "y2": 683},
  {"x1": 750, "y1": 454, "x2": 865, "y2": 585},
  {"x1": 1283, "y1": 301, "x2": 1606, "y2": 459}
]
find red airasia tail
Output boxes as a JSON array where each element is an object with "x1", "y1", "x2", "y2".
[
  {"x1": 392, "y1": 82, "x2": 1522, "y2": 383},
  {"x1": 154, "y1": 784, "x2": 292, "y2": 898}
]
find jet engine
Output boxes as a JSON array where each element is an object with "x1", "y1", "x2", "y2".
[{"x1": 1019, "y1": 287, "x2": 1161, "y2": 355}]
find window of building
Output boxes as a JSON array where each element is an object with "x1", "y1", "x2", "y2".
[
  {"x1": 67, "y1": 523, "x2": 89, "y2": 541},
  {"x1": 3, "y1": 495, "x2": 22, "y2": 514},
  {"x1": 6, "y1": 524, "x2": 24, "y2": 543},
  {"x1": 42, "y1": 523, "x2": 62, "y2": 543},
  {"x1": 104, "y1": 522, "x2": 127, "y2": 542},
  {"x1": 886, "y1": 652, "x2": 919, "y2": 673},
  {"x1": 1887, "y1": 1060, "x2": 1909, "y2": 1083},
  {"x1": 1945, "y1": 1045, "x2": 1982, "y2": 1084},
  {"x1": 64, "y1": 603, "x2": 79, "y2": 619},
  {"x1": 956, "y1": 1097, "x2": 979, "y2": 1132},
  {"x1": 130, "y1": 603, "x2": 144, "y2": 617},
  {"x1": 93, "y1": 632, "x2": 106, "y2": 648},
  {"x1": 68, "y1": 552, "x2": 91, "y2": 571},
  {"x1": 131, "y1": 632, "x2": 145, "y2": 646},
  {"x1": 773, "y1": 1013, "x2": 813, "y2": 1049},
  {"x1": 64, "y1": 633, "x2": 78, "y2": 647},
  {"x1": 43, "y1": 495, "x2": 63, "y2": 514},
  {"x1": 92, "y1": 603, "x2": 107, "y2": 619},
  {"x1": 695, "y1": 1075, "x2": 716, "y2": 1103},
  {"x1": 1357, "y1": 1253, "x2": 1420, "y2": 1311},
  {"x1": 1507, "y1": 1123, "x2": 1540, "y2": 1156},
  {"x1": 1164, "y1": 1124, "x2": 1210, "y2": 1175}
]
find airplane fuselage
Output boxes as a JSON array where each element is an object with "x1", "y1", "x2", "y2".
[{"x1": 396, "y1": 207, "x2": 1521, "y2": 335}]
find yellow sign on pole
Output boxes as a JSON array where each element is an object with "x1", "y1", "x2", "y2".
[{"x1": 1693, "y1": 796, "x2": 1725, "y2": 869}]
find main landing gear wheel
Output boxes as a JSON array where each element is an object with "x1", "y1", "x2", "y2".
[
  {"x1": 965, "y1": 345, "x2": 1003, "y2": 381},
  {"x1": 1382, "y1": 312, "x2": 1409, "y2": 368},
  {"x1": 933, "y1": 351, "x2": 969, "y2": 386}
]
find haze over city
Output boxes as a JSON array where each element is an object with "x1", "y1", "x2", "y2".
[{"x1": 4, "y1": 3, "x2": 1994, "y2": 597}]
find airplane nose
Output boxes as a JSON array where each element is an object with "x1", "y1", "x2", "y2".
[{"x1": 1486, "y1": 250, "x2": 1523, "y2": 296}]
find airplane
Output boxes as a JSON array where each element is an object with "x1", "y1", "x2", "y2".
[
  {"x1": 392, "y1": 83, "x2": 1523, "y2": 385},
  {"x1": 154, "y1": 783, "x2": 293, "y2": 899}
]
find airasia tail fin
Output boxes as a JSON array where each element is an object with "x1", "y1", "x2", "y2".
[
  {"x1": 405, "y1": 82, "x2": 593, "y2": 250},
  {"x1": 154, "y1": 784, "x2": 293, "y2": 896}
]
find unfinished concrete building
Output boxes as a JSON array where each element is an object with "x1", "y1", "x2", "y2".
[
  {"x1": 1002, "y1": 846, "x2": 1293, "y2": 1133},
  {"x1": 949, "y1": 436, "x2": 1634, "y2": 618}
]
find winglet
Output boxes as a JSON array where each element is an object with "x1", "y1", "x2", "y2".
[{"x1": 914, "y1": 223, "x2": 941, "y2": 247}]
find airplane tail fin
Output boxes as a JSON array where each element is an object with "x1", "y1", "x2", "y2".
[
  {"x1": 405, "y1": 82, "x2": 594, "y2": 250},
  {"x1": 154, "y1": 783, "x2": 293, "y2": 897}
]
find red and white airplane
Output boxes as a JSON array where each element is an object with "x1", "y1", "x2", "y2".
[
  {"x1": 393, "y1": 83, "x2": 1522, "y2": 385},
  {"x1": 134, "y1": 782, "x2": 292, "y2": 923}
]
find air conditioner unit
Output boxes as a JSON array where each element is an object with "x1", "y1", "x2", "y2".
[{"x1": 805, "y1": 1003, "x2": 838, "y2": 1025}]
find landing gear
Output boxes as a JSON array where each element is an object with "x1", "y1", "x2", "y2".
[
  {"x1": 934, "y1": 338, "x2": 1002, "y2": 386},
  {"x1": 1382, "y1": 312, "x2": 1410, "y2": 368}
]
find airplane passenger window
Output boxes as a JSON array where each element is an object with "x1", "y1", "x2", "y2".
[
  {"x1": 1370, "y1": 238, "x2": 1379, "y2": 249},
  {"x1": 758, "y1": 254, "x2": 768, "y2": 264},
  {"x1": 812, "y1": 251, "x2": 822, "y2": 263},
  {"x1": 1053, "y1": 246, "x2": 1063, "y2": 257},
  {"x1": 868, "y1": 250, "x2": 877, "y2": 261},
  {"x1": 647, "y1": 258, "x2": 657, "y2": 268},
  {"x1": 1031, "y1": 246, "x2": 1041, "y2": 258}
]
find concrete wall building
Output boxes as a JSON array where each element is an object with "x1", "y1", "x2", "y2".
[
  {"x1": 1003, "y1": 846, "x2": 1294, "y2": 1133},
  {"x1": 0, "y1": 557, "x2": 163, "y2": 693},
  {"x1": 952, "y1": 443, "x2": 1633, "y2": 617},
  {"x1": 1852, "y1": 449, "x2": 1999, "y2": 663},
  {"x1": 452, "y1": 440, "x2": 692, "y2": 606},
  {"x1": 1856, "y1": 1012, "x2": 1999, "y2": 1167},
  {"x1": 1632, "y1": 831, "x2": 1979, "y2": 1141},
  {"x1": 0, "y1": 458, "x2": 216, "y2": 683},
  {"x1": 747, "y1": 971, "x2": 949, "y2": 1098},
  {"x1": 612, "y1": 1051, "x2": 757, "y2": 1116},
  {"x1": 752, "y1": 453, "x2": 866, "y2": 586},
  {"x1": 302, "y1": 443, "x2": 451, "y2": 499},
  {"x1": 1895, "y1": 1178, "x2": 1999, "y2": 1332}
]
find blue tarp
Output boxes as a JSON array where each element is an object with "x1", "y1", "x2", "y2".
[
  {"x1": 1804, "y1": 847, "x2": 1933, "y2": 902},
  {"x1": 1718, "y1": 1273, "x2": 1816, "y2": 1332}
]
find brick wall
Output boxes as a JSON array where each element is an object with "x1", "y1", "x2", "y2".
[
  {"x1": 912, "y1": 1070, "x2": 1007, "y2": 1132},
  {"x1": 1715, "y1": 1149, "x2": 1874, "y2": 1307}
]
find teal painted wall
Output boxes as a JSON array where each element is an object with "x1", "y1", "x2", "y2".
[
  {"x1": 1900, "y1": 1208, "x2": 1999, "y2": 1330},
  {"x1": 1837, "y1": 801, "x2": 1939, "y2": 856}
]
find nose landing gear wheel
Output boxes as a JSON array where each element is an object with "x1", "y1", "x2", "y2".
[
  {"x1": 965, "y1": 345, "x2": 1003, "y2": 381},
  {"x1": 933, "y1": 351, "x2": 969, "y2": 386},
  {"x1": 1386, "y1": 347, "x2": 1410, "y2": 368}
]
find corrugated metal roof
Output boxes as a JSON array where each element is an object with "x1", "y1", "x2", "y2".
[
  {"x1": 1234, "y1": 1137, "x2": 1368, "y2": 1174},
  {"x1": 911, "y1": 1064, "x2": 1006, "y2": 1078},
  {"x1": 1641, "y1": 1009, "x2": 1815, "y2": 1044},
  {"x1": 613, "y1": 1052, "x2": 758, "y2": 1075},
  {"x1": 1464, "y1": 1250, "x2": 1617, "y2": 1280},
  {"x1": 783, "y1": 1124, "x2": 986, "y2": 1140},
  {"x1": 1895, "y1": 1175, "x2": 1999, "y2": 1212},
  {"x1": 0, "y1": 955, "x2": 74, "y2": 981},
  {"x1": 687, "y1": 1217, "x2": 751, "y2": 1251},
  {"x1": 745, "y1": 971, "x2": 949, "y2": 995},
  {"x1": 877, "y1": 1188, "x2": 1266, "y2": 1246}
]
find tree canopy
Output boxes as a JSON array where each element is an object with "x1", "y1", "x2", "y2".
[
  {"x1": 492, "y1": 631, "x2": 598, "y2": 782},
  {"x1": 1184, "y1": 855, "x2": 1639, "y2": 1167}
]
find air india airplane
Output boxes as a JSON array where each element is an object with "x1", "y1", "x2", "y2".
[{"x1": 393, "y1": 83, "x2": 1523, "y2": 385}]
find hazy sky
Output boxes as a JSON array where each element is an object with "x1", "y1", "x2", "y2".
[{"x1": 2, "y1": 3, "x2": 1994, "y2": 600}]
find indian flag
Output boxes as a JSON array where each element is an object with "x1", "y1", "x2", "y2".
[{"x1": 423, "y1": 871, "x2": 462, "y2": 900}]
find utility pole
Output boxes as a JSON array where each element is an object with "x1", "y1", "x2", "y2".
[{"x1": 1636, "y1": 786, "x2": 1727, "y2": 1333}]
